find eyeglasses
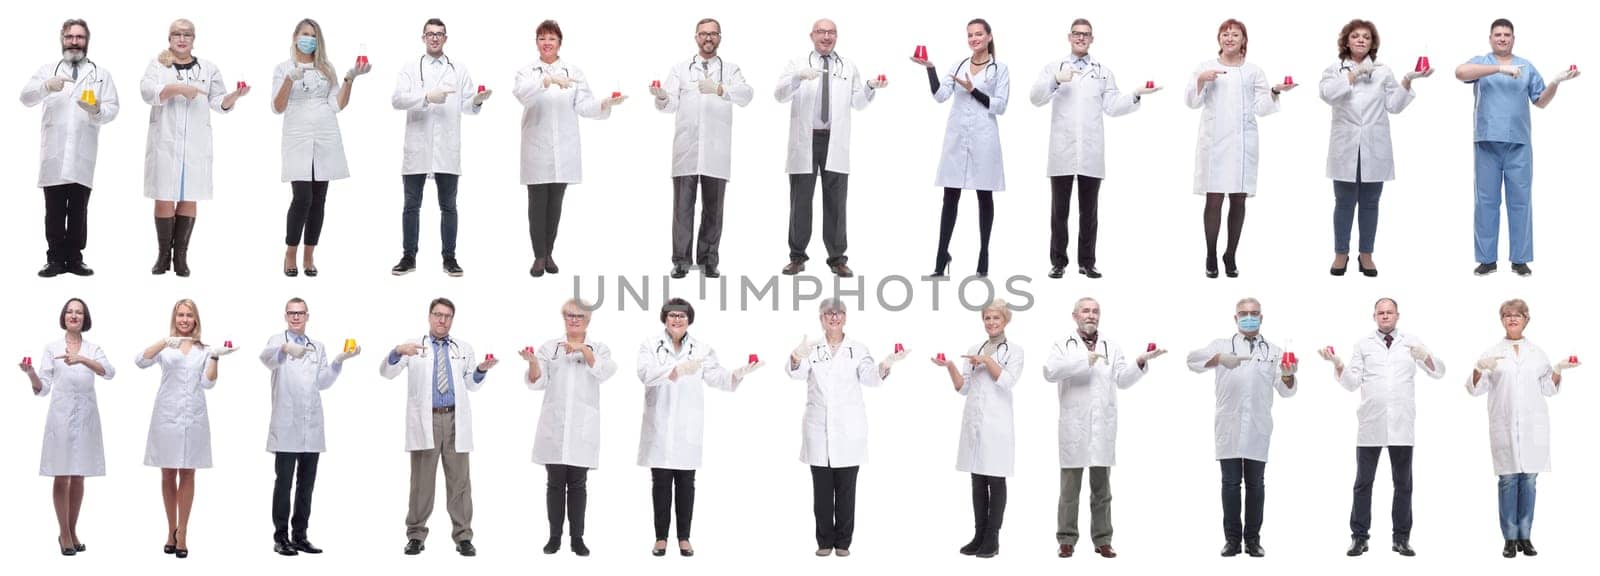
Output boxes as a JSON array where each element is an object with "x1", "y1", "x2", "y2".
[
  {"x1": 563, "y1": 312, "x2": 589, "y2": 321},
  {"x1": 697, "y1": 32, "x2": 721, "y2": 39},
  {"x1": 1069, "y1": 31, "x2": 1093, "y2": 39},
  {"x1": 170, "y1": 32, "x2": 194, "y2": 39},
  {"x1": 1501, "y1": 312, "x2": 1527, "y2": 319},
  {"x1": 665, "y1": 312, "x2": 689, "y2": 320},
  {"x1": 430, "y1": 311, "x2": 454, "y2": 320},
  {"x1": 812, "y1": 29, "x2": 837, "y2": 37},
  {"x1": 423, "y1": 32, "x2": 446, "y2": 39},
  {"x1": 822, "y1": 311, "x2": 846, "y2": 318},
  {"x1": 62, "y1": 34, "x2": 88, "y2": 41},
  {"x1": 285, "y1": 310, "x2": 308, "y2": 318}
]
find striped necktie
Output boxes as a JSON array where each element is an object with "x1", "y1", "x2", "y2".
[{"x1": 434, "y1": 340, "x2": 450, "y2": 395}]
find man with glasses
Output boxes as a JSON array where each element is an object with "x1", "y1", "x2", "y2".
[
  {"x1": 1316, "y1": 298, "x2": 1444, "y2": 557},
  {"x1": 776, "y1": 19, "x2": 887, "y2": 278},
  {"x1": 390, "y1": 18, "x2": 491, "y2": 277},
  {"x1": 1186, "y1": 297, "x2": 1298, "y2": 558},
  {"x1": 651, "y1": 19, "x2": 752, "y2": 280},
  {"x1": 1030, "y1": 19, "x2": 1158, "y2": 280},
  {"x1": 23, "y1": 19, "x2": 120, "y2": 277},
  {"x1": 258, "y1": 297, "x2": 360, "y2": 556},
  {"x1": 382, "y1": 297, "x2": 499, "y2": 556}
]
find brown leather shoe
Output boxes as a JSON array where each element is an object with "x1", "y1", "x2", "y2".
[
  {"x1": 1058, "y1": 544, "x2": 1074, "y2": 558},
  {"x1": 782, "y1": 260, "x2": 805, "y2": 275},
  {"x1": 1095, "y1": 544, "x2": 1117, "y2": 558},
  {"x1": 830, "y1": 262, "x2": 853, "y2": 277}
]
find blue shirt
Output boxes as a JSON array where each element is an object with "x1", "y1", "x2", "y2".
[
  {"x1": 385, "y1": 335, "x2": 485, "y2": 408},
  {"x1": 1466, "y1": 53, "x2": 1546, "y2": 145}
]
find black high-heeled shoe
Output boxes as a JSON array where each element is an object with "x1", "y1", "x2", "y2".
[
  {"x1": 1358, "y1": 264, "x2": 1377, "y2": 277},
  {"x1": 1205, "y1": 256, "x2": 1219, "y2": 279},
  {"x1": 164, "y1": 529, "x2": 177, "y2": 555},
  {"x1": 1330, "y1": 255, "x2": 1348, "y2": 276},
  {"x1": 75, "y1": 542, "x2": 86, "y2": 553},
  {"x1": 924, "y1": 254, "x2": 952, "y2": 279},
  {"x1": 1222, "y1": 254, "x2": 1239, "y2": 278},
  {"x1": 59, "y1": 536, "x2": 76, "y2": 556},
  {"x1": 174, "y1": 529, "x2": 188, "y2": 559}
]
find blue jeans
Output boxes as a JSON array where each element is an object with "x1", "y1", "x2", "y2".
[
  {"x1": 1496, "y1": 473, "x2": 1537, "y2": 540},
  {"x1": 1333, "y1": 179, "x2": 1383, "y2": 254},
  {"x1": 1473, "y1": 141, "x2": 1533, "y2": 264},
  {"x1": 402, "y1": 173, "x2": 460, "y2": 259}
]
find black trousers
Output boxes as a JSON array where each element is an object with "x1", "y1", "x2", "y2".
[
  {"x1": 651, "y1": 468, "x2": 696, "y2": 540},
  {"x1": 671, "y1": 176, "x2": 726, "y2": 267},
  {"x1": 43, "y1": 183, "x2": 92, "y2": 264},
  {"x1": 934, "y1": 188, "x2": 995, "y2": 275},
  {"x1": 545, "y1": 464, "x2": 588, "y2": 538},
  {"x1": 970, "y1": 473, "x2": 1007, "y2": 531},
  {"x1": 1351, "y1": 445, "x2": 1414, "y2": 540},
  {"x1": 1220, "y1": 458, "x2": 1266, "y2": 545},
  {"x1": 810, "y1": 465, "x2": 859, "y2": 549},
  {"x1": 788, "y1": 130, "x2": 849, "y2": 266},
  {"x1": 1049, "y1": 175, "x2": 1101, "y2": 268},
  {"x1": 402, "y1": 173, "x2": 460, "y2": 259},
  {"x1": 527, "y1": 184, "x2": 569, "y2": 260},
  {"x1": 272, "y1": 452, "x2": 320, "y2": 542},
  {"x1": 286, "y1": 180, "x2": 330, "y2": 246}
]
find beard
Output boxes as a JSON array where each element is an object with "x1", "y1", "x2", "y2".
[
  {"x1": 1078, "y1": 321, "x2": 1098, "y2": 335},
  {"x1": 63, "y1": 48, "x2": 86, "y2": 63}
]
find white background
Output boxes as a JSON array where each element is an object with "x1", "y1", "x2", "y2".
[{"x1": 6, "y1": 0, "x2": 1596, "y2": 574}]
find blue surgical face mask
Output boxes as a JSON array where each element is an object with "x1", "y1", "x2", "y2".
[
  {"x1": 1237, "y1": 316, "x2": 1262, "y2": 332},
  {"x1": 296, "y1": 36, "x2": 318, "y2": 55}
]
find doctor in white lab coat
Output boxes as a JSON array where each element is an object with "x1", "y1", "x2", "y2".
[
  {"x1": 514, "y1": 20, "x2": 623, "y2": 279},
  {"x1": 1030, "y1": 19, "x2": 1157, "y2": 280},
  {"x1": 271, "y1": 19, "x2": 368, "y2": 277},
  {"x1": 776, "y1": 19, "x2": 886, "y2": 278},
  {"x1": 653, "y1": 19, "x2": 753, "y2": 279},
  {"x1": 140, "y1": 19, "x2": 246, "y2": 278},
  {"x1": 1186, "y1": 297, "x2": 1297, "y2": 557},
  {"x1": 524, "y1": 298, "x2": 618, "y2": 556},
  {"x1": 390, "y1": 18, "x2": 489, "y2": 277},
  {"x1": 914, "y1": 19, "x2": 1009, "y2": 279},
  {"x1": 1043, "y1": 297, "x2": 1161, "y2": 558},
  {"x1": 1317, "y1": 20, "x2": 1428, "y2": 277},
  {"x1": 136, "y1": 298, "x2": 237, "y2": 556},
  {"x1": 786, "y1": 297, "x2": 908, "y2": 556},
  {"x1": 935, "y1": 298, "x2": 1025, "y2": 558},
  {"x1": 382, "y1": 297, "x2": 495, "y2": 556},
  {"x1": 1184, "y1": 19, "x2": 1290, "y2": 279},
  {"x1": 634, "y1": 298, "x2": 761, "y2": 555},
  {"x1": 258, "y1": 297, "x2": 358, "y2": 554},
  {"x1": 24, "y1": 298, "x2": 113, "y2": 555},
  {"x1": 22, "y1": 19, "x2": 119, "y2": 278},
  {"x1": 1317, "y1": 298, "x2": 1443, "y2": 556},
  {"x1": 1466, "y1": 298, "x2": 1577, "y2": 557}
]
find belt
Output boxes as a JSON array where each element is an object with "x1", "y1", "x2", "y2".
[
  {"x1": 432, "y1": 406, "x2": 455, "y2": 414},
  {"x1": 812, "y1": 128, "x2": 831, "y2": 136}
]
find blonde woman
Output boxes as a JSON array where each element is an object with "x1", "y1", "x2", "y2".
[
  {"x1": 934, "y1": 299, "x2": 1024, "y2": 558},
  {"x1": 271, "y1": 18, "x2": 367, "y2": 277},
  {"x1": 140, "y1": 19, "x2": 248, "y2": 277},
  {"x1": 136, "y1": 299, "x2": 238, "y2": 558}
]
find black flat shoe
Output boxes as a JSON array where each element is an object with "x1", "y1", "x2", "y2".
[
  {"x1": 275, "y1": 541, "x2": 299, "y2": 556},
  {"x1": 679, "y1": 540, "x2": 694, "y2": 557},
  {"x1": 652, "y1": 540, "x2": 667, "y2": 557},
  {"x1": 1346, "y1": 537, "x2": 1368, "y2": 556},
  {"x1": 284, "y1": 267, "x2": 299, "y2": 277},
  {"x1": 1079, "y1": 266, "x2": 1102, "y2": 279},
  {"x1": 545, "y1": 257, "x2": 560, "y2": 274},
  {"x1": 64, "y1": 262, "x2": 94, "y2": 276},
  {"x1": 1502, "y1": 540, "x2": 1517, "y2": 558},
  {"x1": 530, "y1": 258, "x2": 547, "y2": 278},
  {"x1": 1220, "y1": 542, "x2": 1241, "y2": 557},
  {"x1": 455, "y1": 539, "x2": 476, "y2": 557},
  {"x1": 1391, "y1": 539, "x2": 1415, "y2": 556},
  {"x1": 404, "y1": 538, "x2": 424, "y2": 555},
  {"x1": 542, "y1": 537, "x2": 560, "y2": 554},
  {"x1": 292, "y1": 539, "x2": 323, "y2": 554},
  {"x1": 702, "y1": 264, "x2": 720, "y2": 278},
  {"x1": 671, "y1": 263, "x2": 689, "y2": 279},
  {"x1": 1244, "y1": 541, "x2": 1265, "y2": 558},
  {"x1": 304, "y1": 267, "x2": 318, "y2": 277},
  {"x1": 39, "y1": 262, "x2": 67, "y2": 278},
  {"x1": 1475, "y1": 262, "x2": 1498, "y2": 276},
  {"x1": 571, "y1": 536, "x2": 590, "y2": 557},
  {"x1": 1511, "y1": 263, "x2": 1532, "y2": 277},
  {"x1": 1517, "y1": 539, "x2": 1537, "y2": 556}
]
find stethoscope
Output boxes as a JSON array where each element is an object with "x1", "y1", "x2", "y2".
[
  {"x1": 807, "y1": 51, "x2": 849, "y2": 80},
  {"x1": 955, "y1": 56, "x2": 999, "y2": 82},
  {"x1": 688, "y1": 55, "x2": 724, "y2": 83},
  {"x1": 172, "y1": 59, "x2": 204, "y2": 83},
  {"x1": 1062, "y1": 336, "x2": 1104, "y2": 357},
  {"x1": 972, "y1": 338, "x2": 1012, "y2": 364},
  {"x1": 1057, "y1": 56, "x2": 1104, "y2": 80},
  {"x1": 654, "y1": 336, "x2": 696, "y2": 365},
  {"x1": 533, "y1": 61, "x2": 571, "y2": 80},
  {"x1": 1227, "y1": 333, "x2": 1275, "y2": 364},
  {"x1": 418, "y1": 54, "x2": 457, "y2": 87},
  {"x1": 52, "y1": 59, "x2": 101, "y2": 85},
  {"x1": 421, "y1": 334, "x2": 464, "y2": 362},
  {"x1": 806, "y1": 339, "x2": 854, "y2": 363},
  {"x1": 284, "y1": 331, "x2": 319, "y2": 359},
  {"x1": 546, "y1": 340, "x2": 594, "y2": 362}
]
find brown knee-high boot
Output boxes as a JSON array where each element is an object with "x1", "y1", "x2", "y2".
[
  {"x1": 172, "y1": 215, "x2": 195, "y2": 277},
  {"x1": 152, "y1": 216, "x2": 175, "y2": 275}
]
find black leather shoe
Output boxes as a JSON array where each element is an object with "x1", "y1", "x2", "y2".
[
  {"x1": 960, "y1": 530, "x2": 982, "y2": 555},
  {"x1": 1502, "y1": 540, "x2": 1517, "y2": 558},
  {"x1": 455, "y1": 540, "x2": 476, "y2": 557},
  {"x1": 1475, "y1": 263, "x2": 1498, "y2": 276},
  {"x1": 678, "y1": 539, "x2": 694, "y2": 557},
  {"x1": 1079, "y1": 266, "x2": 1102, "y2": 279},
  {"x1": 1330, "y1": 258, "x2": 1348, "y2": 276},
  {"x1": 164, "y1": 529, "x2": 177, "y2": 555},
  {"x1": 1220, "y1": 542, "x2": 1241, "y2": 557},
  {"x1": 652, "y1": 540, "x2": 667, "y2": 557},
  {"x1": 544, "y1": 257, "x2": 560, "y2": 274},
  {"x1": 404, "y1": 539, "x2": 424, "y2": 555},
  {"x1": 39, "y1": 262, "x2": 67, "y2": 277},
  {"x1": 830, "y1": 262, "x2": 853, "y2": 278},
  {"x1": 292, "y1": 539, "x2": 323, "y2": 554},
  {"x1": 64, "y1": 262, "x2": 94, "y2": 276},
  {"x1": 59, "y1": 537, "x2": 76, "y2": 556},
  {"x1": 1511, "y1": 263, "x2": 1532, "y2": 277},
  {"x1": 1347, "y1": 537, "x2": 1369, "y2": 556},
  {"x1": 275, "y1": 541, "x2": 299, "y2": 556},
  {"x1": 1358, "y1": 264, "x2": 1377, "y2": 277},
  {"x1": 443, "y1": 258, "x2": 464, "y2": 277},
  {"x1": 392, "y1": 256, "x2": 417, "y2": 276},
  {"x1": 284, "y1": 266, "x2": 299, "y2": 277},
  {"x1": 1048, "y1": 266, "x2": 1065, "y2": 279},
  {"x1": 304, "y1": 266, "x2": 318, "y2": 277},
  {"x1": 702, "y1": 264, "x2": 720, "y2": 278},
  {"x1": 1245, "y1": 541, "x2": 1265, "y2": 557},
  {"x1": 671, "y1": 263, "x2": 689, "y2": 279},
  {"x1": 1392, "y1": 539, "x2": 1415, "y2": 556},
  {"x1": 782, "y1": 260, "x2": 805, "y2": 275},
  {"x1": 571, "y1": 536, "x2": 590, "y2": 557},
  {"x1": 542, "y1": 537, "x2": 560, "y2": 554},
  {"x1": 1517, "y1": 540, "x2": 1537, "y2": 556}
]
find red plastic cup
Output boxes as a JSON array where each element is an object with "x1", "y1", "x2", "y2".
[
  {"x1": 478, "y1": 85, "x2": 486, "y2": 93},
  {"x1": 1283, "y1": 75, "x2": 1294, "y2": 86},
  {"x1": 1569, "y1": 355, "x2": 1580, "y2": 364},
  {"x1": 1147, "y1": 342, "x2": 1157, "y2": 352},
  {"x1": 611, "y1": 91, "x2": 621, "y2": 99},
  {"x1": 224, "y1": 340, "x2": 233, "y2": 349},
  {"x1": 357, "y1": 55, "x2": 369, "y2": 67},
  {"x1": 913, "y1": 45, "x2": 928, "y2": 60},
  {"x1": 1145, "y1": 80, "x2": 1155, "y2": 89},
  {"x1": 1325, "y1": 346, "x2": 1336, "y2": 356},
  {"x1": 877, "y1": 74, "x2": 886, "y2": 83},
  {"x1": 22, "y1": 357, "x2": 31, "y2": 367},
  {"x1": 524, "y1": 346, "x2": 535, "y2": 354},
  {"x1": 485, "y1": 353, "x2": 496, "y2": 362},
  {"x1": 894, "y1": 343, "x2": 904, "y2": 354},
  {"x1": 650, "y1": 79, "x2": 661, "y2": 88},
  {"x1": 748, "y1": 353, "x2": 759, "y2": 364},
  {"x1": 1570, "y1": 64, "x2": 1579, "y2": 72},
  {"x1": 237, "y1": 81, "x2": 247, "y2": 90},
  {"x1": 937, "y1": 352, "x2": 946, "y2": 362}
]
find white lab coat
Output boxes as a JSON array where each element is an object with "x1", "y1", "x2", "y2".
[
  {"x1": 259, "y1": 332, "x2": 344, "y2": 453},
  {"x1": 514, "y1": 59, "x2": 610, "y2": 185},
  {"x1": 21, "y1": 60, "x2": 120, "y2": 188},
  {"x1": 1184, "y1": 60, "x2": 1278, "y2": 196},
  {"x1": 635, "y1": 332, "x2": 738, "y2": 470},
  {"x1": 141, "y1": 58, "x2": 230, "y2": 201},
  {"x1": 1318, "y1": 58, "x2": 1415, "y2": 182},
  {"x1": 137, "y1": 345, "x2": 216, "y2": 469},
  {"x1": 1466, "y1": 339, "x2": 1559, "y2": 475},
  {"x1": 1337, "y1": 330, "x2": 1446, "y2": 446},
  {"x1": 379, "y1": 336, "x2": 484, "y2": 452},
  {"x1": 954, "y1": 339, "x2": 1024, "y2": 477},
  {"x1": 775, "y1": 51, "x2": 877, "y2": 175},
  {"x1": 271, "y1": 60, "x2": 348, "y2": 182},
  {"x1": 1187, "y1": 334, "x2": 1297, "y2": 461},
  {"x1": 35, "y1": 338, "x2": 115, "y2": 477},
  {"x1": 654, "y1": 56, "x2": 753, "y2": 180},
  {"x1": 785, "y1": 337, "x2": 885, "y2": 467},
  {"x1": 1029, "y1": 55, "x2": 1139, "y2": 178},
  {"x1": 529, "y1": 338, "x2": 619, "y2": 468},
  {"x1": 392, "y1": 54, "x2": 481, "y2": 176},
  {"x1": 1043, "y1": 335, "x2": 1147, "y2": 469},
  {"x1": 932, "y1": 59, "x2": 1009, "y2": 191}
]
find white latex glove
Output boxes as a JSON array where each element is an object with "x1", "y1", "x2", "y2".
[
  {"x1": 867, "y1": 78, "x2": 888, "y2": 89},
  {"x1": 1476, "y1": 356, "x2": 1500, "y2": 372},
  {"x1": 649, "y1": 85, "x2": 667, "y2": 99},
  {"x1": 732, "y1": 360, "x2": 764, "y2": 381},
  {"x1": 164, "y1": 337, "x2": 192, "y2": 349},
  {"x1": 549, "y1": 76, "x2": 574, "y2": 89},
  {"x1": 1549, "y1": 68, "x2": 1580, "y2": 85},
  {"x1": 290, "y1": 64, "x2": 310, "y2": 81},
  {"x1": 46, "y1": 75, "x2": 70, "y2": 92},
  {"x1": 346, "y1": 61, "x2": 372, "y2": 78},
  {"x1": 602, "y1": 95, "x2": 627, "y2": 109},
  {"x1": 1054, "y1": 68, "x2": 1076, "y2": 83},
  {"x1": 209, "y1": 345, "x2": 239, "y2": 359},
  {"x1": 426, "y1": 88, "x2": 453, "y2": 104},
  {"x1": 1497, "y1": 64, "x2": 1522, "y2": 79},
  {"x1": 675, "y1": 358, "x2": 703, "y2": 375},
  {"x1": 335, "y1": 346, "x2": 362, "y2": 364},
  {"x1": 910, "y1": 56, "x2": 933, "y2": 68},
  {"x1": 1319, "y1": 347, "x2": 1345, "y2": 370},
  {"x1": 282, "y1": 341, "x2": 308, "y2": 358},
  {"x1": 1137, "y1": 348, "x2": 1167, "y2": 364},
  {"x1": 76, "y1": 99, "x2": 99, "y2": 116},
  {"x1": 1280, "y1": 359, "x2": 1299, "y2": 376},
  {"x1": 1216, "y1": 353, "x2": 1243, "y2": 369},
  {"x1": 1353, "y1": 61, "x2": 1377, "y2": 78},
  {"x1": 1404, "y1": 67, "x2": 1434, "y2": 82},
  {"x1": 791, "y1": 337, "x2": 815, "y2": 365},
  {"x1": 470, "y1": 89, "x2": 492, "y2": 106},
  {"x1": 1134, "y1": 85, "x2": 1162, "y2": 96},
  {"x1": 697, "y1": 77, "x2": 720, "y2": 95},
  {"x1": 796, "y1": 68, "x2": 822, "y2": 81},
  {"x1": 880, "y1": 347, "x2": 910, "y2": 369},
  {"x1": 1408, "y1": 344, "x2": 1430, "y2": 362}
]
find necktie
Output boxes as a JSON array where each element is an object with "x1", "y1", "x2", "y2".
[
  {"x1": 434, "y1": 340, "x2": 450, "y2": 395},
  {"x1": 1383, "y1": 334, "x2": 1394, "y2": 349},
  {"x1": 71, "y1": 64, "x2": 79, "y2": 81},
  {"x1": 820, "y1": 56, "x2": 831, "y2": 124}
]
